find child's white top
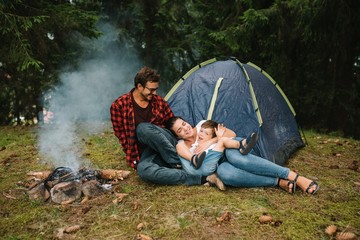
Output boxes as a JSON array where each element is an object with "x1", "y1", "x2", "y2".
[{"x1": 178, "y1": 120, "x2": 216, "y2": 154}]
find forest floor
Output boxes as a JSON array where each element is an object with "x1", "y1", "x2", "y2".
[{"x1": 0, "y1": 123, "x2": 359, "y2": 240}]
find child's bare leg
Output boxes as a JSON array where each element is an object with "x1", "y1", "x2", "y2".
[
  {"x1": 213, "y1": 133, "x2": 258, "y2": 156},
  {"x1": 213, "y1": 137, "x2": 239, "y2": 152},
  {"x1": 182, "y1": 151, "x2": 193, "y2": 161}
]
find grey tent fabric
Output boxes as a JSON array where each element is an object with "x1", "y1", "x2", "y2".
[{"x1": 165, "y1": 58, "x2": 304, "y2": 166}]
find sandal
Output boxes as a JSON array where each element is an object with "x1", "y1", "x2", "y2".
[
  {"x1": 292, "y1": 174, "x2": 299, "y2": 193},
  {"x1": 277, "y1": 178, "x2": 295, "y2": 194},
  {"x1": 190, "y1": 151, "x2": 206, "y2": 169},
  {"x1": 239, "y1": 132, "x2": 258, "y2": 155},
  {"x1": 305, "y1": 181, "x2": 319, "y2": 195},
  {"x1": 293, "y1": 174, "x2": 319, "y2": 195}
]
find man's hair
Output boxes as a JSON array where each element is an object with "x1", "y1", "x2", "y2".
[
  {"x1": 134, "y1": 66, "x2": 160, "y2": 87},
  {"x1": 201, "y1": 120, "x2": 218, "y2": 138}
]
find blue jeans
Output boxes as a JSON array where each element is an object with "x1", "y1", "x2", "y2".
[
  {"x1": 217, "y1": 146, "x2": 290, "y2": 188},
  {"x1": 136, "y1": 123, "x2": 202, "y2": 186},
  {"x1": 180, "y1": 150, "x2": 223, "y2": 176}
]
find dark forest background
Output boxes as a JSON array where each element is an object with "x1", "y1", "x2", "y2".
[{"x1": 1, "y1": 0, "x2": 359, "y2": 139}]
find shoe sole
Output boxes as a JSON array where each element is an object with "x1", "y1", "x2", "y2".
[{"x1": 240, "y1": 132, "x2": 258, "y2": 155}]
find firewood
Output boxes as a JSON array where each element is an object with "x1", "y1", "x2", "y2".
[
  {"x1": 81, "y1": 180, "x2": 105, "y2": 197},
  {"x1": 50, "y1": 181, "x2": 82, "y2": 204},
  {"x1": 26, "y1": 171, "x2": 52, "y2": 180},
  {"x1": 99, "y1": 169, "x2": 130, "y2": 180},
  {"x1": 27, "y1": 182, "x2": 50, "y2": 201}
]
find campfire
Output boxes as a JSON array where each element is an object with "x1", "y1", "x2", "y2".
[{"x1": 26, "y1": 167, "x2": 130, "y2": 204}]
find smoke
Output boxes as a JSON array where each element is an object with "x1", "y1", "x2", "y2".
[{"x1": 38, "y1": 21, "x2": 140, "y2": 170}]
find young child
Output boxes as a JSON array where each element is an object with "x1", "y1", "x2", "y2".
[{"x1": 176, "y1": 119, "x2": 258, "y2": 172}]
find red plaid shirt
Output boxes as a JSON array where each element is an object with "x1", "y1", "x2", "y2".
[{"x1": 110, "y1": 88, "x2": 174, "y2": 169}]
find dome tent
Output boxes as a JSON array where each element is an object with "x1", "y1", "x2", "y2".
[{"x1": 164, "y1": 57, "x2": 304, "y2": 166}]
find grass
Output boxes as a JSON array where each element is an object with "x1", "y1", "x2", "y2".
[{"x1": 0, "y1": 123, "x2": 359, "y2": 240}]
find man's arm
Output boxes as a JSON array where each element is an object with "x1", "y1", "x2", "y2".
[
  {"x1": 163, "y1": 100, "x2": 174, "y2": 121},
  {"x1": 110, "y1": 102, "x2": 127, "y2": 151},
  {"x1": 153, "y1": 96, "x2": 174, "y2": 126}
]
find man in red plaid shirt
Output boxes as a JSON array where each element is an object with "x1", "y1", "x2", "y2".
[{"x1": 110, "y1": 67, "x2": 224, "y2": 189}]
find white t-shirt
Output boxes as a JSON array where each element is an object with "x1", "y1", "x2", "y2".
[{"x1": 178, "y1": 120, "x2": 216, "y2": 154}]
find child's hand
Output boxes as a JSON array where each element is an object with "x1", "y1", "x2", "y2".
[
  {"x1": 215, "y1": 124, "x2": 226, "y2": 138},
  {"x1": 194, "y1": 142, "x2": 211, "y2": 154}
]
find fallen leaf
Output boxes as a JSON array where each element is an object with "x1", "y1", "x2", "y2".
[
  {"x1": 132, "y1": 201, "x2": 140, "y2": 210},
  {"x1": 336, "y1": 232, "x2": 356, "y2": 240},
  {"x1": 2, "y1": 192, "x2": 16, "y2": 200},
  {"x1": 325, "y1": 225, "x2": 337, "y2": 235},
  {"x1": 135, "y1": 233, "x2": 153, "y2": 240},
  {"x1": 259, "y1": 215, "x2": 273, "y2": 224},
  {"x1": 216, "y1": 211, "x2": 231, "y2": 222},
  {"x1": 56, "y1": 228, "x2": 65, "y2": 239},
  {"x1": 353, "y1": 182, "x2": 360, "y2": 187},
  {"x1": 64, "y1": 225, "x2": 81, "y2": 233},
  {"x1": 137, "y1": 222, "x2": 145, "y2": 230},
  {"x1": 113, "y1": 193, "x2": 128, "y2": 204}
]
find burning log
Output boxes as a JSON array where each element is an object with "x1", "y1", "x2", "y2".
[
  {"x1": 26, "y1": 167, "x2": 130, "y2": 204},
  {"x1": 81, "y1": 180, "x2": 106, "y2": 197},
  {"x1": 27, "y1": 182, "x2": 50, "y2": 201},
  {"x1": 50, "y1": 181, "x2": 82, "y2": 205}
]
